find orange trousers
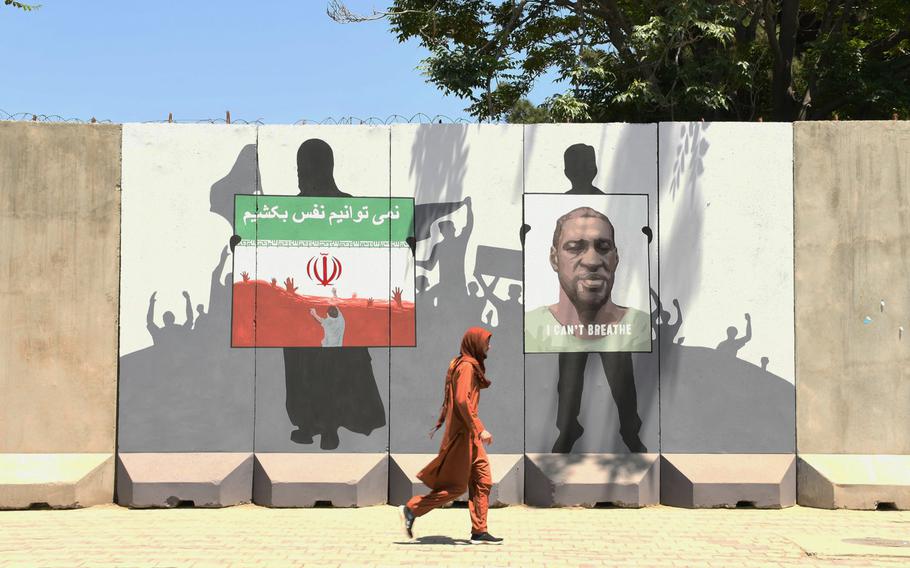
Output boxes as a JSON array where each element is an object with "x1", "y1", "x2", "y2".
[{"x1": 406, "y1": 444, "x2": 492, "y2": 533}]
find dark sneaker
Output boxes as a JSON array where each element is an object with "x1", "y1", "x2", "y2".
[
  {"x1": 399, "y1": 505, "x2": 415, "y2": 539},
  {"x1": 470, "y1": 532, "x2": 503, "y2": 545}
]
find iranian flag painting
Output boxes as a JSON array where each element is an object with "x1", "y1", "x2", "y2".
[{"x1": 232, "y1": 195, "x2": 416, "y2": 348}]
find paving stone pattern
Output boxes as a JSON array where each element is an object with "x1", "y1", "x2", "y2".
[{"x1": 1, "y1": 504, "x2": 909, "y2": 567}]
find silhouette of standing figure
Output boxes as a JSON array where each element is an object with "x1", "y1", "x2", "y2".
[
  {"x1": 552, "y1": 144, "x2": 646, "y2": 453},
  {"x1": 717, "y1": 313, "x2": 752, "y2": 356},
  {"x1": 283, "y1": 139, "x2": 386, "y2": 450}
]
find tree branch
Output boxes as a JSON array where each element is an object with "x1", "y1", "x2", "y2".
[
  {"x1": 864, "y1": 30, "x2": 910, "y2": 59},
  {"x1": 476, "y1": 0, "x2": 531, "y2": 55},
  {"x1": 326, "y1": 0, "x2": 434, "y2": 23},
  {"x1": 763, "y1": 1, "x2": 782, "y2": 62}
]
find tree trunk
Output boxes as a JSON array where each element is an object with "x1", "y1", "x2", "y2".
[{"x1": 769, "y1": 0, "x2": 800, "y2": 120}]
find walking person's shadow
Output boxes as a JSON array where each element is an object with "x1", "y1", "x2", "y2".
[{"x1": 394, "y1": 536, "x2": 472, "y2": 546}]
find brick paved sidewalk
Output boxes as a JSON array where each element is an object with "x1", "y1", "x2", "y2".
[{"x1": 1, "y1": 504, "x2": 908, "y2": 567}]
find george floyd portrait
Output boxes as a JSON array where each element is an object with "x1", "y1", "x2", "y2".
[{"x1": 524, "y1": 193, "x2": 652, "y2": 353}]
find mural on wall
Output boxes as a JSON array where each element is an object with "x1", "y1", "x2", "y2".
[
  {"x1": 523, "y1": 127, "x2": 659, "y2": 455},
  {"x1": 118, "y1": 125, "x2": 258, "y2": 453},
  {"x1": 116, "y1": 122, "x2": 795, "y2": 459},
  {"x1": 390, "y1": 124, "x2": 525, "y2": 455},
  {"x1": 523, "y1": 193, "x2": 651, "y2": 353},
  {"x1": 232, "y1": 195, "x2": 415, "y2": 347},
  {"x1": 657, "y1": 122, "x2": 795, "y2": 453},
  {"x1": 252, "y1": 130, "x2": 393, "y2": 452}
]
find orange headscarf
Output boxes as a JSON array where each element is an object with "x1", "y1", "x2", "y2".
[
  {"x1": 458, "y1": 326, "x2": 492, "y2": 388},
  {"x1": 431, "y1": 327, "x2": 492, "y2": 436}
]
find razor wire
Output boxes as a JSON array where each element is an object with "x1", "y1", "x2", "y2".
[{"x1": 0, "y1": 109, "x2": 476, "y2": 125}]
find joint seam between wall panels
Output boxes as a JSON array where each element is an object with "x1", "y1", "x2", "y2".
[
  {"x1": 656, "y1": 123, "x2": 661, "y2": 455},
  {"x1": 113, "y1": 125, "x2": 124, "y2": 501},
  {"x1": 253, "y1": 125, "x2": 261, "y2": 455}
]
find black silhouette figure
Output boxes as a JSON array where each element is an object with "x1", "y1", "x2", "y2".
[
  {"x1": 552, "y1": 144, "x2": 646, "y2": 453},
  {"x1": 717, "y1": 313, "x2": 752, "y2": 356},
  {"x1": 146, "y1": 290, "x2": 194, "y2": 346},
  {"x1": 564, "y1": 144, "x2": 602, "y2": 194},
  {"x1": 416, "y1": 196, "x2": 474, "y2": 299},
  {"x1": 283, "y1": 139, "x2": 386, "y2": 450},
  {"x1": 761, "y1": 356, "x2": 769, "y2": 371}
]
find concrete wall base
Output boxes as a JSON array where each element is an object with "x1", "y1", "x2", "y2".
[
  {"x1": 660, "y1": 454, "x2": 795, "y2": 508},
  {"x1": 388, "y1": 454, "x2": 523, "y2": 507},
  {"x1": 798, "y1": 454, "x2": 910, "y2": 510},
  {"x1": 116, "y1": 453, "x2": 253, "y2": 508},
  {"x1": 524, "y1": 453, "x2": 659, "y2": 507},
  {"x1": 0, "y1": 453, "x2": 114, "y2": 509},
  {"x1": 253, "y1": 453, "x2": 387, "y2": 507}
]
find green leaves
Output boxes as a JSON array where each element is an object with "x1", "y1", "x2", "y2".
[
  {"x1": 371, "y1": 0, "x2": 909, "y2": 121},
  {"x1": 4, "y1": 0, "x2": 41, "y2": 10}
]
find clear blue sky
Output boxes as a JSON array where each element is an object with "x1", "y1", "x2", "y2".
[{"x1": 1, "y1": 1, "x2": 561, "y2": 123}]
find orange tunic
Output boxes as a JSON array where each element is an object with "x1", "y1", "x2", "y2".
[
  {"x1": 407, "y1": 327, "x2": 493, "y2": 534},
  {"x1": 417, "y1": 358, "x2": 487, "y2": 489}
]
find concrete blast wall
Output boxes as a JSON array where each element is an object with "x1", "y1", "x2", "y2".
[
  {"x1": 118, "y1": 124, "x2": 258, "y2": 453},
  {"x1": 0, "y1": 122, "x2": 120, "y2": 508},
  {"x1": 658, "y1": 122, "x2": 795, "y2": 454},
  {"x1": 0, "y1": 123, "x2": 120, "y2": 454},
  {"x1": 2, "y1": 121, "x2": 908, "y2": 510},
  {"x1": 795, "y1": 121, "x2": 910, "y2": 455}
]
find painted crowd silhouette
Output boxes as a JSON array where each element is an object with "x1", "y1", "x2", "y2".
[{"x1": 122, "y1": 137, "x2": 792, "y2": 457}]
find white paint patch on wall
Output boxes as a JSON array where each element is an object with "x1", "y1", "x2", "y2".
[
  {"x1": 120, "y1": 124, "x2": 258, "y2": 356},
  {"x1": 659, "y1": 122, "x2": 794, "y2": 382}
]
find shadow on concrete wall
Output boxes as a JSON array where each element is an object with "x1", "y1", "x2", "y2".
[
  {"x1": 657, "y1": 297, "x2": 794, "y2": 453},
  {"x1": 661, "y1": 122, "x2": 709, "y2": 317},
  {"x1": 118, "y1": 144, "x2": 260, "y2": 452},
  {"x1": 392, "y1": 125, "x2": 525, "y2": 454},
  {"x1": 657, "y1": 122, "x2": 793, "y2": 453}
]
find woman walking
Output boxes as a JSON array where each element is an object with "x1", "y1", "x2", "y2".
[{"x1": 400, "y1": 327, "x2": 503, "y2": 545}]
